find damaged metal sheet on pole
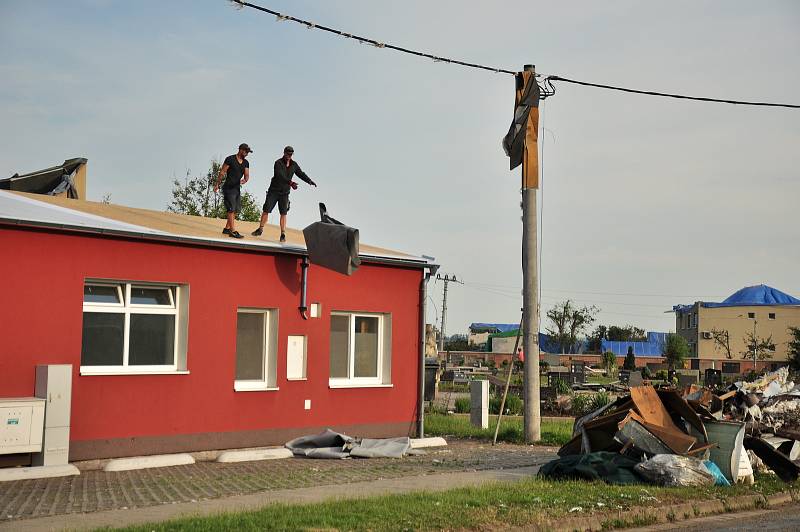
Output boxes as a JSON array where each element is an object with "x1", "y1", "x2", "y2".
[{"x1": 503, "y1": 64, "x2": 541, "y2": 442}]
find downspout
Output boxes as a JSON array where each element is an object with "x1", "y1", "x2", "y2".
[
  {"x1": 418, "y1": 263, "x2": 438, "y2": 438},
  {"x1": 299, "y1": 256, "x2": 310, "y2": 319}
]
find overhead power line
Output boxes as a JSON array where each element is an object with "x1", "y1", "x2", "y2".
[
  {"x1": 230, "y1": 0, "x2": 515, "y2": 74},
  {"x1": 547, "y1": 76, "x2": 800, "y2": 109},
  {"x1": 232, "y1": 1, "x2": 800, "y2": 109}
]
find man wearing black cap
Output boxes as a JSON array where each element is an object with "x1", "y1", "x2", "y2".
[
  {"x1": 214, "y1": 143, "x2": 252, "y2": 239},
  {"x1": 251, "y1": 146, "x2": 316, "y2": 242}
]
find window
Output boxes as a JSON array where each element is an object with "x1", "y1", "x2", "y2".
[
  {"x1": 748, "y1": 312, "x2": 756, "y2": 319},
  {"x1": 329, "y1": 312, "x2": 391, "y2": 387},
  {"x1": 722, "y1": 362, "x2": 740, "y2": 374},
  {"x1": 235, "y1": 309, "x2": 278, "y2": 391},
  {"x1": 81, "y1": 281, "x2": 188, "y2": 374},
  {"x1": 769, "y1": 313, "x2": 776, "y2": 320}
]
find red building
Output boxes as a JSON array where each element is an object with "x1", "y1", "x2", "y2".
[{"x1": 0, "y1": 191, "x2": 435, "y2": 461}]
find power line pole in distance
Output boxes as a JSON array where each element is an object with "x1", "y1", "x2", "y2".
[{"x1": 436, "y1": 273, "x2": 462, "y2": 352}]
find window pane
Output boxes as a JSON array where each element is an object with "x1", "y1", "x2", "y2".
[
  {"x1": 354, "y1": 316, "x2": 379, "y2": 378},
  {"x1": 129, "y1": 314, "x2": 176, "y2": 365},
  {"x1": 81, "y1": 313, "x2": 124, "y2": 365},
  {"x1": 84, "y1": 285, "x2": 121, "y2": 304},
  {"x1": 330, "y1": 315, "x2": 349, "y2": 378},
  {"x1": 236, "y1": 312, "x2": 265, "y2": 380},
  {"x1": 131, "y1": 287, "x2": 172, "y2": 305}
]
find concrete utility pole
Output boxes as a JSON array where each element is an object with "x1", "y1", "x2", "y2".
[
  {"x1": 521, "y1": 64, "x2": 541, "y2": 443},
  {"x1": 436, "y1": 273, "x2": 462, "y2": 351}
]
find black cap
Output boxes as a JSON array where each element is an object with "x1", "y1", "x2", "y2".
[
  {"x1": 284, "y1": 145, "x2": 294, "y2": 154},
  {"x1": 239, "y1": 143, "x2": 253, "y2": 153}
]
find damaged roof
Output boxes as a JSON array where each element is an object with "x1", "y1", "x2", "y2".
[
  {"x1": 0, "y1": 158, "x2": 87, "y2": 196},
  {"x1": 673, "y1": 284, "x2": 800, "y2": 312},
  {"x1": 0, "y1": 190, "x2": 433, "y2": 268}
]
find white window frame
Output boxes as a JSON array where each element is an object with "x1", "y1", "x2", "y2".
[
  {"x1": 81, "y1": 281, "x2": 185, "y2": 375},
  {"x1": 329, "y1": 312, "x2": 391, "y2": 388},
  {"x1": 234, "y1": 308, "x2": 278, "y2": 392}
]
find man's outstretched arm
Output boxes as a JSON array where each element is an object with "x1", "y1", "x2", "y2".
[{"x1": 294, "y1": 165, "x2": 317, "y2": 187}]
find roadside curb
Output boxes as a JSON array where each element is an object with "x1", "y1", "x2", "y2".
[{"x1": 538, "y1": 489, "x2": 798, "y2": 531}]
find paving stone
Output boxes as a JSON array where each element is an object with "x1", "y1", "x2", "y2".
[{"x1": 0, "y1": 440, "x2": 556, "y2": 522}]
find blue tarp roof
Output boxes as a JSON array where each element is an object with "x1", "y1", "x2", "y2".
[
  {"x1": 601, "y1": 339, "x2": 665, "y2": 357},
  {"x1": 469, "y1": 322, "x2": 519, "y2": 333},
  {"x1": 673, "y1": 284, "x2": 800, "y2": 312}
]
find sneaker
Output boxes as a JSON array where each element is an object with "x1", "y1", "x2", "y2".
[
  {"x1": 222, "y1": 228, "x2": 231, "y2": 235},
  {"x1": 279, "y1": 232, "x2": 286, "y2": 243},
  {"x1": 229, "y1": 231, "x2": 244, "y2": 239},
  {"x1": 251, "y1": 227, "x2": 263, "y2": 236}
]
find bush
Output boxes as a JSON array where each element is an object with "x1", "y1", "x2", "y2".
[
  {"x1": 454, "y1": 397, "x2": 471, "y2": 413},
  {"x1": 641, "y1": 366, "x2": 652, "y2": 379},
  {"x1": 593, "y1": 390, "x2": 612, "y2": 410},
  {"x1": 571, "y1": 392, "x2": 612, "y2": 416},
  {"x1": 655, "y1": 369, "x2": 668, "y2": 381},
  {"x1": 489, "y1": 394, "x2": 523, "y2": 416},
  {"x1": 552, "y1": 377, "x2": 571, "y2": 396}
]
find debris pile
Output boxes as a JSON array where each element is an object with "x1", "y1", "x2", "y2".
[{"x1": 540, "y1": 367, "x2": 800, "y2": 486}]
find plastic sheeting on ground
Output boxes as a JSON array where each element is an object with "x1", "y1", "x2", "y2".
[{"x1": 285, "y1": 429, "x2": 417, "y2": 459}]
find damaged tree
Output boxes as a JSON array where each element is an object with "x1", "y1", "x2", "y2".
[
  {"x1": 545, "y1": 300, "x2": 598, "y2": 354},
  {"x1": 710, "y1": 328, "x2": 733, "y2": 359}
]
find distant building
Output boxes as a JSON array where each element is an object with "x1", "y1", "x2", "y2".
[
  {"x1": 468, "y1": 323, "x2": 518, "y2": 347},
  {"x1": 673, "y1": 285, "x2": 800, "y2": 373}
]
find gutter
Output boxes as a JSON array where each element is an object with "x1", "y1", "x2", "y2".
[
  {"x1": 418, "y1": 262, "x2": 439, "y2": 438},
  {"x1": 0, "y1": 217, "x2": 433, "y2": 270}
]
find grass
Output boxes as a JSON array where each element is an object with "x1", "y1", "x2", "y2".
[
  {"x1": 113, "y1": 474, "x2": 792, "y2": 531},
  {"x1": 586, "y1": 374, "x2": 617, "y2": 385},
  {"x1": 424, "y1": 412, "x2": 573, "y2": 446}
]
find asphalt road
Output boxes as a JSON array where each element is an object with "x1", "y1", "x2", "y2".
[{"x1": 629, "y1": 502, "x2": 800, "y2": 531}]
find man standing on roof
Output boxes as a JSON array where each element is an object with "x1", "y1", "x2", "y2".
[
  {"x1": 251, "y1": 146, "x2": 316, "y2": 242},
  {"x1": 214, "y1": 143, "x2": 252, "y2": 239}
]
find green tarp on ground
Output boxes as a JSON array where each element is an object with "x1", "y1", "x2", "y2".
[{"x1": 539, "y1": 452, "x2": 643, "y2": 485}]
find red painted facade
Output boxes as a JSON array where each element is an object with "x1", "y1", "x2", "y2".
[{"x1": 0, "y1": 227, "x2": 423, "y2": 458}]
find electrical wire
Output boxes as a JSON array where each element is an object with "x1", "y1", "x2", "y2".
[
  {"x1": 546, "y1": 76, "x2": 800, "y2": 109},
  {"x1": 231, "y1": 1, "x2": 516, "y2": 74},
  {"x1": 231, "y1": 2, "x2": 798, "y2": 108}
]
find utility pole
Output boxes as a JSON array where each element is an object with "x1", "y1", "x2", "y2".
[
  {"x1": 520, "y1": 64, "x2": 541, "y2": 443},
  {"x1": 436, "y1": 273, "x2": 462, "y2": 352}
]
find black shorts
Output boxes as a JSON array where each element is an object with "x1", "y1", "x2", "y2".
[
  {"x1": 263, "y1": 190, "x2": 290, "y2": 215},
  {"x1": 222, "y1": 188, "x2": 241, "y2": 213}
]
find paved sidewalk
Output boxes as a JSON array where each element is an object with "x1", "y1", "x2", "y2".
[{"x1": 0, "y1": 441, "x2": 556, "y2": 530}]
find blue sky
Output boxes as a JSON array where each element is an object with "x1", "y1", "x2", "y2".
[{"x1": 2, "y1": 0, "x2": 798, "y2": 337}]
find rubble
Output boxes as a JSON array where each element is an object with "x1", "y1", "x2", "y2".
[{"x1": 541, "y1": 366, "x2": 800, "y2": 487}]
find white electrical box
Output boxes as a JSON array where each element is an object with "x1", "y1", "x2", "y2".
[
  {"x1": 287, "y1": 335, "x2": 307, "y2": 380},
  {"x1": 0, "y1": 398, "x2": 45, "y2": 454},
  {"x1": 33, "y1": 364, "x2": 73, "y2": 467}
]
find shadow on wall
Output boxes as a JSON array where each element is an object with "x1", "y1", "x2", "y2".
[{"x1": 274, "y1": 255, "x2": 301, "y2": 295}]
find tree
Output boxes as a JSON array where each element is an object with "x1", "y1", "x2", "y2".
[
  {"x1": 601, "y1": 351, "x2": 617, "y2": 376},
  {"x1": 623, "y1": 345, "x2": 637, "y2": 371},
  {"x1": 168, "y1": 160, "x2": 260, "y2": 222},
  {"x1": 787, "y1": 327, "x2": 800, "y2": 374},
  {"x1": 545, "y1": 300, "x2": 599, "y2": 354},
  {"x1": 587, "y1": 325, "x2": 608, "y2": 353},
  {"x1": 607, "y1": 325, "x2": 647, "y2": 342},
  {"x1": 741, "y1": 331, "x2": 775, "y2": 368},
  {"x1": 710, "y1": 328, "x2": 733, "y2": 359},
  {"x1": 663, "y1": 333, "x2": 689, "y2": 370}
]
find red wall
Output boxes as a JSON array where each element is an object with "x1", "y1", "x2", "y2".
[{"x1": 0, "y1": 227, "x2": 422, "y2": 447}]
